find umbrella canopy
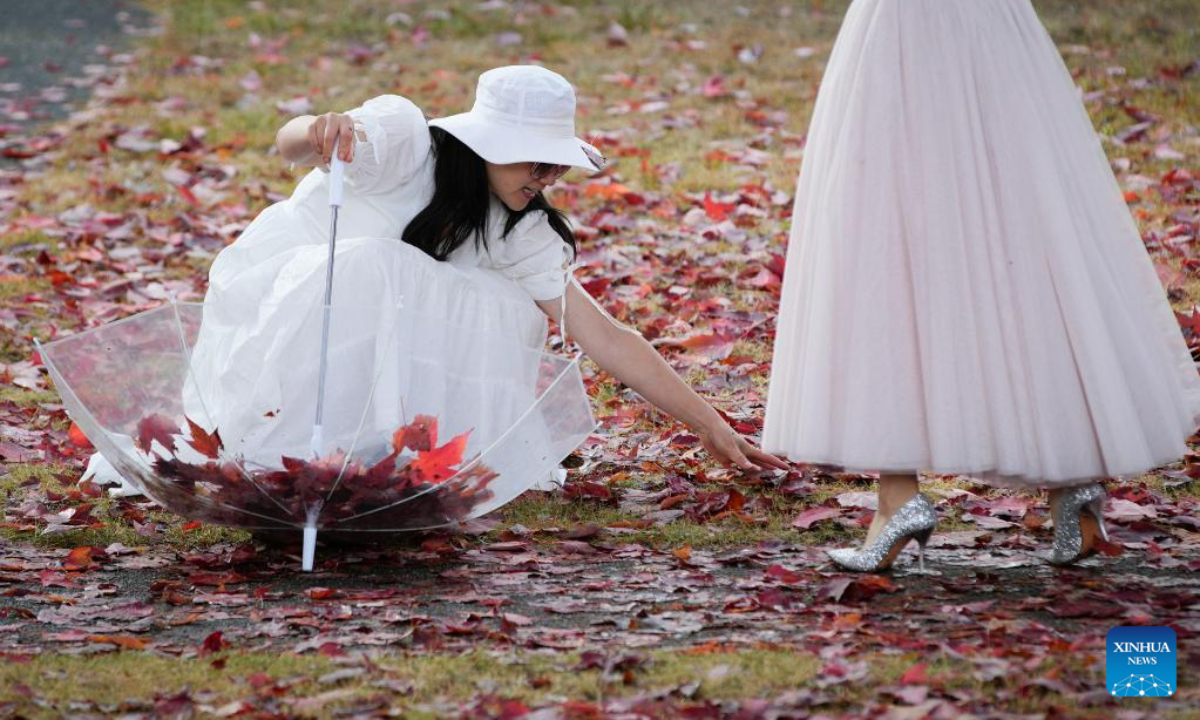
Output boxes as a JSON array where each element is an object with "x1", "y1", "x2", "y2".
[{"x1": 37, "y1": 298, "x2": 595, "y2": 569}]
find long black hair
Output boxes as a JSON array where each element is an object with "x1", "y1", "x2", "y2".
[{"x1": 402, "y1": 126, "x2": 577, "y2": 261}]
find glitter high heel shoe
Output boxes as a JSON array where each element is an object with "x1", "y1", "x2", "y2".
[
  {"x1": 826, "y1": 492, "x2": 938, "y2": 572},
  {"x1": 1048, "y1": 482, "x2": 1109, "y2": 566}
]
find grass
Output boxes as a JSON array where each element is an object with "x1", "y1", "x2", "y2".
[
  {"x1": 0, "y1": 461, "x2": 251, "y2": 550},
  {"x1": 0, "y1": 275, "x2": 50, "y2": 305},
  {"x1": 0, "y1": 386, "x2": 57, "y2": 406},
  {"x1": 0, "y1": 229, "x2": 55, "y2": 253},
  {"x1": 8, "y1": 645, "x2": 1190, "y2": 719},
  {"x1": 497, "y1": 479, "x2": 982, "y2": 551},
  {"x1": 0, "y1": 651, "x2": 338, "y2": 718}
]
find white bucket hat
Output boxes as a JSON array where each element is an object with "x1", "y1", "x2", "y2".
[{"x1": 428, "y1": 65, "x2": 605, "y2": 171}]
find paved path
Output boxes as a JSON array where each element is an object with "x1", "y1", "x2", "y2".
[
  {"x1": 0, "y1": 0, "x2": 147, "y2": 130},
  {"x1": 3, "y1": 538, "x2": 1198, "y2": 661}
]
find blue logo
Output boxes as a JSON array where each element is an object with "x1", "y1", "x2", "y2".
[{"x1": 1106, "y1": 626, "x2": 1177, "y2": 697}]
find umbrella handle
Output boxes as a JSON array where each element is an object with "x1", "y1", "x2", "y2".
[{"x1": 329, "y1": 144, "x2": 345, "y2": 208}]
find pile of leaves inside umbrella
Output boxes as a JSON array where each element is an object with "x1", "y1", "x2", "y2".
[{"x1": 130, "y1": 412, "x2": 496, "y2": 532}]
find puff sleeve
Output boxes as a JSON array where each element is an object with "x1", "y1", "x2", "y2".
[
  {"x1": 317, "y1": 94, "x2": 432, "y2": 195},
  {"x1": 491, "y1": 211, "x2": 574, "y2": 302}
]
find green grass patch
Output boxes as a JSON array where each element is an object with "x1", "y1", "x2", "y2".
[
  {"x1": 0, "y1": 386, "x2": 58, "y2": 408},
  {"x1": 0, "y1": 275, "x2": 50, "y2": 304},
  {"x1": 6, "y1": 646, "x2": 1185, "y2": 719},
  {"x1": 0, "y1": 229, "x2": 56, "y2": 253},
  {"x1": 494, "y1": 483, "x2": 980, "y2": 552},
  {"x1": 0, "y1": 461, "x2": 251, "y2": 550}
]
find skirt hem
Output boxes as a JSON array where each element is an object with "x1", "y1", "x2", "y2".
[{"x1": 767, "y1": 446, "x2": 1189, "y2": 491}]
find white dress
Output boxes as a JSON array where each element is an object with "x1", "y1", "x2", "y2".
[
  {"x1": 86, "y1": 94, "x2": 577, "y2": 495},
  {"x1": 762, "y1": 0, "x2": 1200, "y2": 489}
]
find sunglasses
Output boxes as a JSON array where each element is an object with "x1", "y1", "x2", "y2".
[{"x1": 530, "y1": 162, "x2": 570, "y2": 182}]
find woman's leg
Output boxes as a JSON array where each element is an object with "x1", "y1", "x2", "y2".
[
  {"x1": 828, "y1": 470, "x2": 937, "y2": 572},
  {"x1": 863, "y1": 473, "x2": 920, "y2": 546}
]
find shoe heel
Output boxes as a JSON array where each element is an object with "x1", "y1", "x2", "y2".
[
  {"x1": 914, "y1": 527, "x2": 934, "y2": 572},
  {"x1": 1048, "y1": 483, "x2": 1110, "y2": 566},
  {"x1": 1087, "y1": 497, "x2": 1109, "y2": 543}
]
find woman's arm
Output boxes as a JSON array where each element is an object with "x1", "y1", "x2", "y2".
[
  {"x1": 536, "y1": 281, "x2": 790, "y2": 473},
  {"x1": 275, "y1": 112, "x2": 361, "y2": 166}
]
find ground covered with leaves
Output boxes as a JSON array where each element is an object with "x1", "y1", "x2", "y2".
[{"x1": 2, "y1": 0, "x2": 1199, "y2": 717}]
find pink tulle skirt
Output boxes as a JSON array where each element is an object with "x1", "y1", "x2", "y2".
[{"x1": 763, "y1": 0, "x2": 1200, "y2": 488}]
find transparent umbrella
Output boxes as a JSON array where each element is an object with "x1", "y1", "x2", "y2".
[{"x1": 37, "y1": 298, "x2": 595, "y2": 570}]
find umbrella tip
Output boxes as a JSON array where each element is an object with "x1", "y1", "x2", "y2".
[
  {"x1": 301, "y1": 504, "x2": 321, "y2": 572},
  {"x1": 302, "y1": 522, "x2": 317, "y2": 572}
]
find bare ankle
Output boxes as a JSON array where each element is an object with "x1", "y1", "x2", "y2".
[{"x1": 877, "y1": 473, "x2": 919, "y2": 515}]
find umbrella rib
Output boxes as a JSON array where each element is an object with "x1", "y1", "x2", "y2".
[
  {"x1": 313, "y1": 520, "x2": 464, "y2": 533},
  {"x1": 202, "y1": 499, "x2": 303, "y2": 528}
]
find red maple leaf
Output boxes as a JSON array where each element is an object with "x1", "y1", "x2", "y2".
[
  {"x1": 199, "y1": 630, "x2": 228, "y2": 655},
  {"x1": 135, "y1": 414, "x2": 179, "y2": 455},
  {"x1": 185, "y1": 417, "x2": 222, "y2": 459},
  {"x1": 791, "y1": 506, "x2": 843, "y2": 530},
  {"x1": 766, "y1": 252, "x2": 786, "y2": 279},
  {"x1": 1176, "y1": 308, "x2": 1200, "y2": 336},
  {"x1": 701, "y1": 74, "x2": 728, "y2": 98},
  {"x1": 703, "y1": 192, "x2": 736, "y2": 221},
  {"x1": 176, "y1": 184, "x2": 199, "y2": 206},
  {"x1": 63, "y1": 546, "x2": 103, "y2": 571},
  {"x1": 655, "y1": 329, "x2": 738, "y2": 361},
  {"x1": 365, "y1": 450, "x2": 400, "y2": 483},
  {"x1": 584, "y1": 182, "x2": 632, "y2": 201},
  {"x1": 68, "y1": 422, "x2": 92, "y2": 449},
  {"x1": 410, "y1": 429, "x2": 472, "y2": 484},
  {"x1": 764, "y1": 564, "x2": 804, "y2": 585},
  {"x1": 393, "y1": 414, "x2": 437, "y2": 453},
  {"x1": 900, "y1": 662, "x2": 931, "y2": 685}
]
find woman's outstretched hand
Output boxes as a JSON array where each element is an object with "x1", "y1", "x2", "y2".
[
  {"x1": 536, "y1": 283, "x2": 793, "y2": 477},
  {"x1": 697, "y1": 422, "x2": 792, "y2": 474}
]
